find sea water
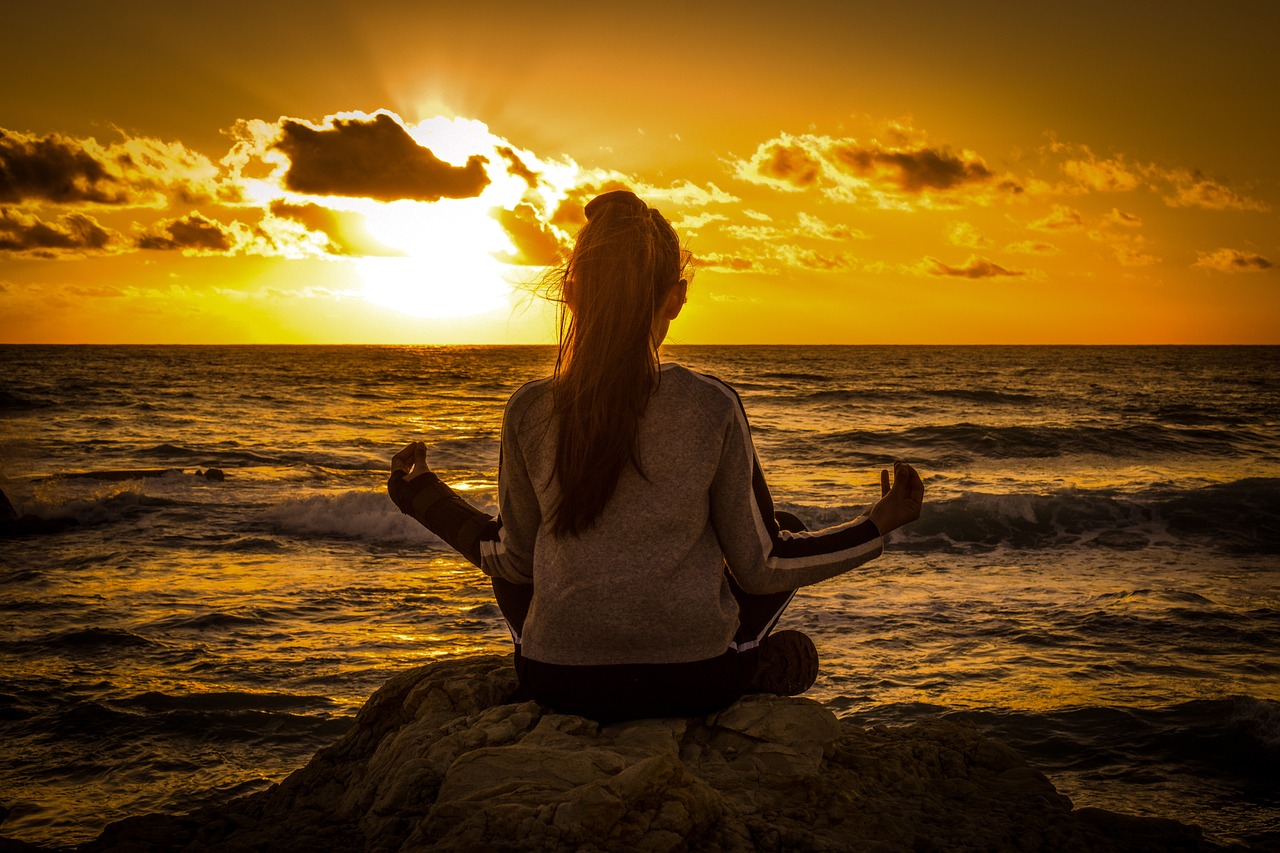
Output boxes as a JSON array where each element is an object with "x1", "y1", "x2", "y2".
[{"x1": 1, "y1": 345, "x2": 1277, "y2": 848}]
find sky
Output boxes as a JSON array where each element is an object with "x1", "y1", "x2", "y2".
[{"x1": 2, "y1": 0, "x2": 1277, "y2": 344}]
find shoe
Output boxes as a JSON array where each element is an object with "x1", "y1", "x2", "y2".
[{"x1": 750, "y1": 630, "x2": 818, "y2": 696}]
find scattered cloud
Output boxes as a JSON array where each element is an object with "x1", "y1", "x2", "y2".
[
  {"x1": 0, "y1": 207, "x2": 117, "y2": 255},
  {"x1": 830, "y1": 141, "x2": 994, "y2": 193},
  {"x1": 773, "y1": 245, "x2": 856, "y2": 271},
  {"x1": 671, "y1": 211, "x2": 728, "y2": 232},
  {"x1": 269, "y1": 201, "x2": 403, "y2": 256},
  {"x1": 136, "y1": 212, "x2": 236, "y2": 254},
  {"x1": 493, "y1": 202, "x2": 566, "y2": 266},
  {"x1": 1162, "y1": 169, "x2": 1270, "y2": 212},
  {"x1": 1192, "y1": 248, "x2": 1273, "y2": 273},
  {"x1": 946, "y1": 221, "x2": 992, "y2": 248},
  {"x1": 495, "y1": 146, "x2": 539, "y2": 188},
  {"x1": 797, "y1": 212, "x2": 866, "y2": 241},
  {"x1": 0, "y1": 127, "x2": 227, "y2": 208},
  {"x1": 1060, "y1": 155, "x2": 1141, "y2": 192},
  {"x1": 1004, "y1": 239, "x2": 1061, "y2": 255},
  {"x1": 273, "y1": 112, "x2": 491, "y2": 202},
  {"x1": 922, "y1": 255, "x2": 1026, "y2": 279},
  {"x1": 735, "y1": 129, "x2": 1017, "y2": 209},
  {"x1": 1030, "y1": 204, "x2": 1086, "y2": 231},
  {"x1": 1111, "y1": 243, "x2": 1160, "y2": 267},
  {"x1": 1, "y1": 130, "x2": 129, "y2": 205},
  {"x1": 1103, "y1": 208, "x2": 1142, "y2": 227},
  {"x1": 697, "y1": 253, "x2": 758, "y2": 273}
]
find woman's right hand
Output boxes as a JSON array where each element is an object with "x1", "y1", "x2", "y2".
[
  {"x1": 391, "y1": 441, "x2": 434, "y2": 481},
  {"x1": 865, "y1": 461, "x2": 924, "y2": 535}
]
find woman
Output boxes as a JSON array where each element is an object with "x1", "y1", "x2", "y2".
[{"x1": 388, "y1": 189, "x2": 923, "y2": 721}]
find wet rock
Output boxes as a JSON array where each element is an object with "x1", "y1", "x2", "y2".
[
  {"x1": 0, "y1": 487, "x2": 78, "y2": 538},
  {"x1": 78, "y1": 654, "x2": 1224, "y2": 852}
]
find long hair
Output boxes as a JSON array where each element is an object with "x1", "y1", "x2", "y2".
[{"x1": 547, "y1": 189, "x2": 690, "y2": 536}]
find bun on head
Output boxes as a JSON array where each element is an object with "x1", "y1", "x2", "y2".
[{"x1": 584, "y1": 189, "x2": 647, "y2": 220}]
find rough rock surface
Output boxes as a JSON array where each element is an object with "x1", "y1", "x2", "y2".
[{"x1": 72, "y1": 654, "x2": 1221, "y2": 852}]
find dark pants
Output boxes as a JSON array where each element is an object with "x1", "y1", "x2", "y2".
[{"x1": 490, "y1": 512, "x2": 805, "y2": 721}]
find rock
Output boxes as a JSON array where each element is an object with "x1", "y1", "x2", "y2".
[
  {"x1": 202, "y1": 468, "x2": 225, "y2": 481},
  {"x1": 0, "y1": 487, "x2": 78, "y2": 538},
  {"x1": 76, "y1": 654, "x2": 1224, "y2": 853}
]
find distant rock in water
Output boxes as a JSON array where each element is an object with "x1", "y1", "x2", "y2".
[
  {"x1": 63, "y1": 655, "x2": 1220, "y2": 852},
  {"x1": 0, "y1": 488, "x2": 78, "y2": 538}
]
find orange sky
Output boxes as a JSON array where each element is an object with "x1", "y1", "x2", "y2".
[{"x1": 2, "y1": 1, "x2": 1277, "y2": 344}]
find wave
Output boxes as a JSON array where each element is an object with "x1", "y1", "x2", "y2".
[
  {"x1": 0, "y1": 389, "x2": 55, "y2": 409},
  {"x1": 142, "y1": 443, "x2": 279, "y2": 466},
  {"x1": 257, "y1": 489, "x2": 494, "y2": 545},
  {"x1": 142, "y1": 442, "x2": 391, "y2": 473},
  {"x1": 797, "y1": 478, "x2": 1280, "y2": 553},
  {"x1": 815, "y1": 421, "x2": 1255, "y2": 461}
]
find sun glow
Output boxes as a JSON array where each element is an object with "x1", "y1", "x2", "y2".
[{"x1": 343, "y1": 115, "x2": 579, "y2": 319}]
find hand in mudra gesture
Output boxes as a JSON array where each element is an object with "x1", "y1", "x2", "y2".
[
  {"x1": 391, "y1": 441, "x2": 435, "y2": 482},
  {"x1": 865, "y1": 461, "x2": 924, "y2": 535}
]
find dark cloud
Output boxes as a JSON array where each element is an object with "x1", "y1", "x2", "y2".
[
  {"x1": 830, "y1": 143, "x2": 993, "y2": 192},
  {"x1": 494, "y1": 203, "x2": 564, "y2": 266},
  {"x1": 274, "y1": 113, "x2": 490, "y2": 202},
  {"x1": 698, "y1": 253, "x2": 756, "y2": 272},
  {"x1": 137, "y1": 212, "x2": 235, "y2": 252},
  {"x1": 496, "y1": 146, "x2": 539, "y2": 188},
  {"x1": 757, "y1": 143, "x2": 822, "y2": 188},
  {"x1": 0, "y1": 129, "x2": 129, "y2": 205},
  {"x1": 549, "y1": 180, "x2": 632, "y2": 229},
  {"x1": 0, "y1": 207, "x2": 115, "y2": 254},
  {"x1": 1193, "y1": 248, "x2": 1274, "y2": 273},
  {"x1": 269, "y1": 201, "x2": 402, "y2": 256},
  {"x1": 925, "y1": 256, "x2": 1025, "y2": 279}
]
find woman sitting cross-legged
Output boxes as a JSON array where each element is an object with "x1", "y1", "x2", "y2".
[{"x1": 388, "y1": 189, "x2": 923, "y2": 722}]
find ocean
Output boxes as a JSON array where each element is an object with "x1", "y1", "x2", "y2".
[{"x1": 1, "y1": 344, "x2": 1277, "y2": 849}]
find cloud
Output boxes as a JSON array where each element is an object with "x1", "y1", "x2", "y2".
[
  {"x1": 136, "y1": 212, "x2": 236, "y2": 253},
  {"x1": 273, "y1": 112, "x2": 491, "y2": 202},
  {"x1": 1103, "y1": 208, "x2": 1142, "y2": 227},
  {"x1": 0, "y1": 129, "x2": 129, "y2": 205},
  {"x1": 746, "y1": 138, "x2": 823, "y2": 190},
  {"x1": 1060, "y1": 156, "x2": 1141, "y2": 192},
  {"x1": 923, "y1": 256, "x2": 1026, "y2": 279},
  {"x1": 773, "y1": 245, "x2": 856, "y2": 271},
  {"x1": 829, "y1": 142, "x2": 993, "y2": 193},
  {"x1": 946, "y1": 221, "x2": 991, "y2": 248},
  {"x1": 269, "y1": 201, "x2": 402, "y2": 256},
  {"x1": 0, "y1": 207, "x2": 117, "y2": 255},
  {"x1": 671, "y1": 211, "x2": 728, "y2": 232},
  {"x1": 1111, "y1": 243, "x2": 1160, "y2": 267},
  {"x1": 1192, "y1": 248, "x2": 1274, "y2": 273},
  {"x1": 1004, "y1": 240, "x2": 1061, "y2": 255},
  {"x1": 797, "y1": 212, "x2": 866, "y2": 241},
  {"x1": 735, "y1": 129, "x2": 1016, "y2": 209},
  {"x1": 495, "y1": 146, "x2": 539, "y2": 188},
  {"x1": 493, "y1": 202, "x2": 565, "y2": 266},
  {"x1": 0, "y1": 127, "x2": 231, "y2": 208},
  {"x1": 1162, "y1": 169, "x2": 1270, "y2": 212},
  {"x1": 697, "y1": 253, "x2": 758, "y2": 273},
  {"x1": 1030, "y1": 204, "x2": 1085, "y2": 231}
]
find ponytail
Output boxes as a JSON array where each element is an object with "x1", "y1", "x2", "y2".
[{"x1": 548, "y1": 190, "x2": 689, "y2": 536}]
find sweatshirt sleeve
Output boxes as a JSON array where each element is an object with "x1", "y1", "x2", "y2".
[
  {"x1": 708, "y1": 387, "x2": 884, "y2": 595},
  {"x1": 478, "y1": 394, "x2": 539, "y2": 585},
  {"x1": 387, "y1": 468, "x2": 497, "y2": 568}
]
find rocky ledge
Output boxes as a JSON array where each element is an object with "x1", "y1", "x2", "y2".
[{"x1": 61, "y1": 655, "x2": 1220, "y2": 851}]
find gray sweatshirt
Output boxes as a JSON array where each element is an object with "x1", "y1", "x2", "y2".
[{"x1": 480, "y1": 362, "x2": 884, "y2": 666}]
